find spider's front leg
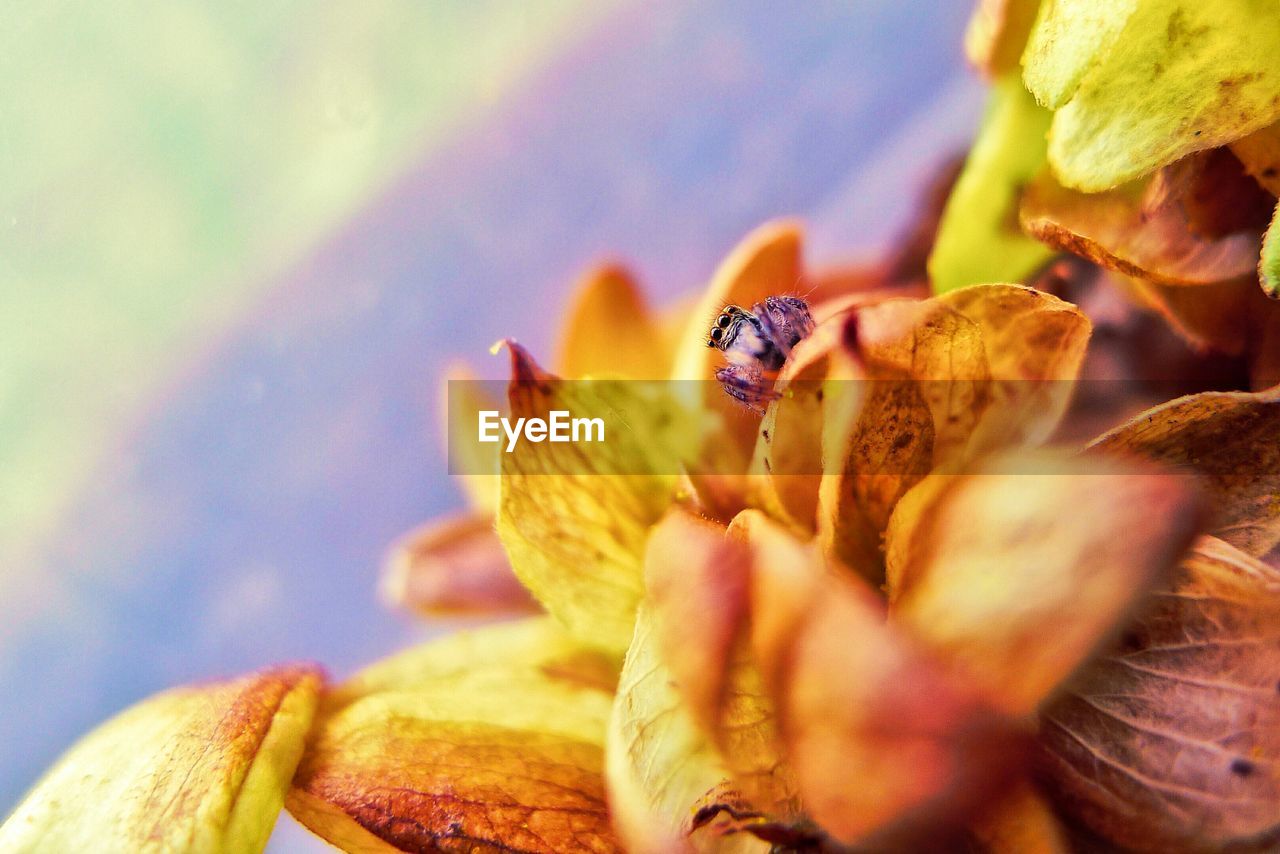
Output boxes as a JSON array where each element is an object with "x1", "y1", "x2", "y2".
[{"x1": 715, "y1": 362, "x2": 780, "y2": 415}]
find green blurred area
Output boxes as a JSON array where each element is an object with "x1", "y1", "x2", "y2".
[{"x1": 0, "y1": 1, "x2": 607, "y2": 578}]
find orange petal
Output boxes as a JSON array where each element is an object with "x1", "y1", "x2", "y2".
[
  {"x1": 1088, "y1": 386, "x2": 1280, "y2": 556},
  {"x1": 289, "y1": 618, "x2": 620, "y2": 854},
  {"x1": 963, "y1": 0, "x2": 1040, "y2": 77},
  {"x1": 1021, "y1": 162, "x2": 1263, "y2": 286},
  {"x1": 1, "y1": 665, "x2": 322, "y2": 852},
  {"x1": 969, "y1": 781, "x2": 1071, "y2": 854},
  {"x1": 642, "y1": 507, "x2": 749, "y2": 732},
  {"x1": 556, "y1": 263, "x2": 668, "y2": 379},
  {"x1": 1230, "y1": 120, "x2": 1280, "y2": 197},
  {"x1": 743, "y1": 512, "x2": 1026, "y2": 847},
  {"x1": 1039, "y1": 536, "x2": 1280, "y2": 851},
  {"x1": 935, "y1": 284, "x2": 1091, "y2": 450},
  {"x1": 887, "y1": 450, "x2": 1202, "y2": 717},
  {"x1": 381, "y1": 511, "x2": 539, "y2": 617}
]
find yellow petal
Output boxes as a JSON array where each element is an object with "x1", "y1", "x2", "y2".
[
  {"x1": 495, "y1": 342, "x2": 700, "y2": 652},
  {"x1": 442, "y1": 361, "x2": 500, "y2": 513},
  {"x1": 929, "y1": 75, "x2": 1054, "y2": 294},
  {"x1": 1047, "y1": 1, "x2": 1280, "y2": 191},
  {"x1": 607, "y1": 602, "x2": 798, "y2": 854},
  {"x1": 1021, "y1": 0, "x2": 1138, "y2": 109},
  {"x1": 887, "y1": 450, "x2": 1202, "y2": 716},
  {"x1": 381, "y1": 510, "x2": 539, "y2": 617},
  {"x1": 556, "y1": 263, "x2": 668, "y2": 379},
  {"x1": 964, "y1": 0, "x2": 1041, "y2": 77},
  {"x1": 1088, "y1": 386, "x2": 1280, "y2": 556},
  {"x1": 1231, "y1": 120, "x2": 1280, "y2": 196},
  {"x1": 970, "y1": 781, "x2": 1070, "y2": 854},
  {"x1": 1020, "y1": 160, "x2": 1264, "y2": 286},
  {"x1": 743, "y1": 512, "x2": 1025, "y2": 846},
  {"x1": 288, "y1": 618, "x2": 621, "y2": 854},
  {"x1": 1039, "y1": 536, "x2": 1280, "y2": 851},
  {"x1": 0, "y1": 665, "x2": 322, "y2": 853}
]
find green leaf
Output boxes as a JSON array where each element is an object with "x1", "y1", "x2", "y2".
[
  {"x1": 1047, "y1": 0, "x2": 1280, "y2": 191},
  {"x1": 929, "y1": 76, "x2": 1055, "y2": 293}
]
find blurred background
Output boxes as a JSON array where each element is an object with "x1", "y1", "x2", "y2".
[{"x1": 1, "y1": 2, "x2": 981, "y2": 848}]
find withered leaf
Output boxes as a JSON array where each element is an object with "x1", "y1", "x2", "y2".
[
  {"x1": 1039, "y1": 536, "x2": 1280, "y2": 852},
  {"x1": 886, "y1": 450, "x2": 1202, "y2": 717},
  {"x1": 289, "y1": 618, "x2": 621, "y2": 854},
  {"x1": 1088, "y1": 386, "x2": 1280, "y2": 556}
]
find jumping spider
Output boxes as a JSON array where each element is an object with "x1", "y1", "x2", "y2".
[{"x1": 706, "y1": 295, "x2": 814, "y2": 413}]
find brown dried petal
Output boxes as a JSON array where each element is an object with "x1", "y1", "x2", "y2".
[
  {"x1": 1231, "y1": 121, "x2": 1280, "y2": 197},
  {"x1": 643, "y1": 508, "x2": 750, "y2": 732},
  {"x1": 1039, "y1": 537, "x2": 1280, "y2": 852},
  {"x1": 1021, "y1": 166, "x2": 1261, "y2": 286},
  {"x1": 887, "y1": 450, "x2": 1202, "y2": 717},
  {"x1": 289, "y1": 618, "x2": 620, "y2": 854},
  {"x1": 1088, "y1": 386, "x2": 1280, "y2": 556},
  {"x1": 745, "y1": 512, "x2": 1026, "y2": 847}
]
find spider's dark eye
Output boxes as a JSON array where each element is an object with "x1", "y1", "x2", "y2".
[
  {"x1": 717, "y1": 314, "x2": 731, "y2": 328},
  {"x1": 710, "y1": 327, "x2": 724, "y2": 341}
]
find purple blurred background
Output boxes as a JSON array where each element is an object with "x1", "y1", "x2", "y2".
[{"x1": 2, "y1": 2, "x2": 982, "y2": 846}]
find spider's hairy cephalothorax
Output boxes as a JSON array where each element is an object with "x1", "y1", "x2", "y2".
[{"x1": 707, "y1": 295, "x2": 814, "y2": 413}]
